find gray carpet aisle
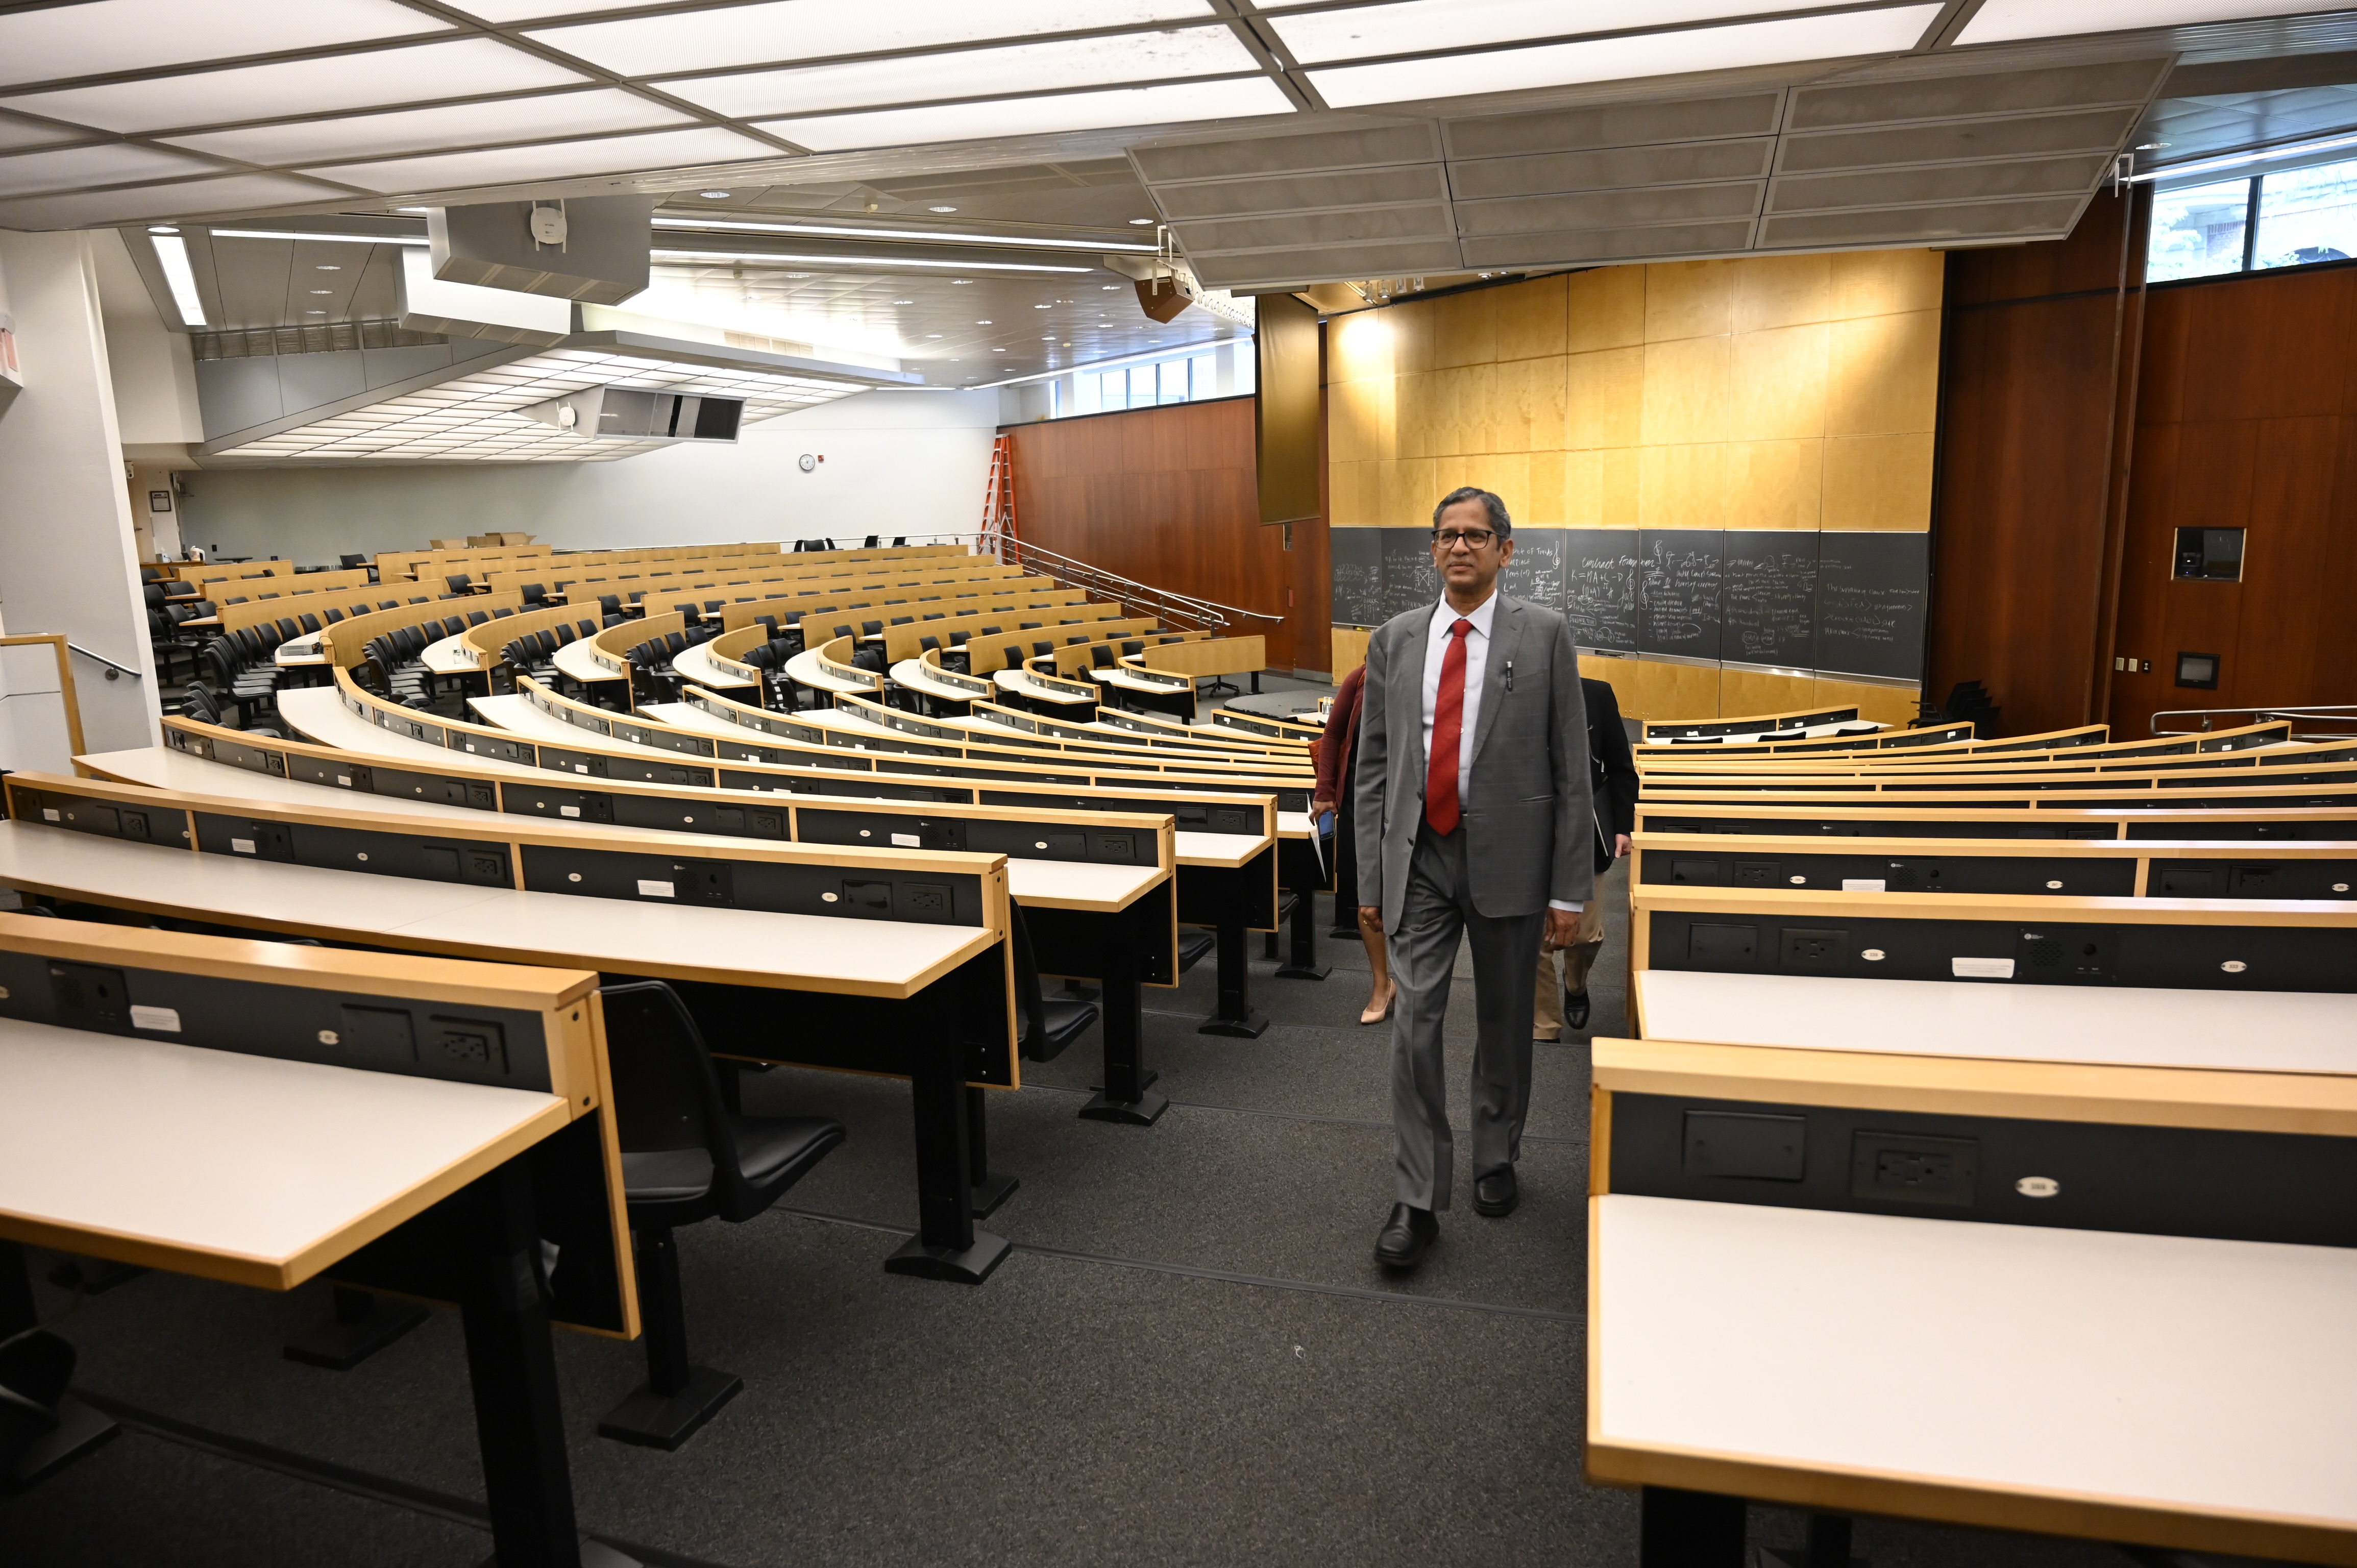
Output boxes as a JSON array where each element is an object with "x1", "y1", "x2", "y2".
[{"x1": 2, "y1": 727, "x2": 2150, "y2": 1566}]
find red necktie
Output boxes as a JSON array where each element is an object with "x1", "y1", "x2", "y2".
[{"x1": 1426, "y1": 618, "x2": 1472, "y2": 835}]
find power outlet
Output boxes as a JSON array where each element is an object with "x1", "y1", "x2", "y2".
[
  {"x1": 903, "y1": 883, "x2": 952, "y2": 921},
  {"x1": 1779, "y1": 927, "x2": 1848, "y2": 971},
  {"x1": 1850, "y1": 1131, "x2": 1977, "y2": 1207},
  {"x1": 431, "y1": 1016, "x2": 506, "y2": 1074},
  {"x1": 1733, "y1": 859, "x2": 1780, "y2": 886}
]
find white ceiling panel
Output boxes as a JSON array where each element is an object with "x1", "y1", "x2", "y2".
[
  {"x1": 764, "y1": 76, "x2": 1293, "y2": 152},
  {"x1": 164, "y1": 89, "x2": 690, "y2": 165},
  {"x1": 1309, "y1": 6, "x2": 1944, "y2": 109},
  {"x1": 527, "y1": 0, "x2": 1215, "y2": 78},
  {"x1": 0, "y1": 115, "x2": 84, "y2": 152},
  {"x1": 664, "y1": 26, "x2": 1260, "y2": 119},
  {"x1": 1268, "y1": 0, "x2": 1859, "y2": 65},
  {"x1": 0, "y1": 141, "x2": 215, "y2": 198},
  {"x1": 0, "y1": 0, "x2": 451, "y2": 91},
  {"x1": 1958, "y1": 0, "x2": 2357, "y2": 46},
  {"x1": 451, "y1": 0, "x2": 685, "y2": 19},
  {"x1": 307, "y1": 126, "x2": 782, "y2": 193},
  {"x1": 0, "y1": 39, "x2": 593, "y2": 136},
  {"x1": 0, "y1": 173, "x2": 342, "y2": 229}
]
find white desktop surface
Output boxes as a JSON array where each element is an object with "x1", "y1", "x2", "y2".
[
  {"x1": 637, "y1": 700, "x2": 755, "y2": 742},
  {"x1": 892, "y1": 658, "x2": 981, "y2": 701},
  {"x1": 0, "y1": 821, "x2": 992, "y2": 996},
  {"x1": 1594, "y1": 1193, "x2": 2357, "y2": 1530},
  {"x1": 1635, "y1": 970, "x2": 2357, "y2": 1075},
  {"x1": 670, "y1": 640, "x2": 751, "y2": 690},
  {"x1": 422, "y1": 632, "x2": 481, "y2": 676},
  {"x1": 1174, "y1": 830, "x2": 1264, "y2": 868},
  {"x1": 551, "y1": 638, "x2": 625, "y2": 685},
  {"x1": 81, "y1": 746, "x2": 489, "y2": 822},
  {"x1": 784, "y1": 648, "x2": 873, "y2": 695},
  {"x1": 993, "y1": 669, "x2": 1094, "y2": 706},
  {"x1": 0, "y1": 1015, "x2": 562, "y2": 1286},
  {"x1": 274, "y1": 634, "x2": 326, "y2": 667},
  {"x1": 469, "y1": 694, "x2": 682, "y2": 761},
  {"x1": 279, "y1": 688, "x2": 543, "y2": 776}
]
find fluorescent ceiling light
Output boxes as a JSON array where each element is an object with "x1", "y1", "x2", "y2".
[
  {"x1": 164, "y1": 89, "x2": 689, "y2": 165},
  {"x1": 305, "y1": 126, "x2": 780, "y2": 194},
  {"x1": 209, "y1": 227, "x2": 425, "y2": 244},
  {"x1": 654, "y1": 248, "x2": 1095, "y2": 272},
  {"x1": 764, "y1": 76, "x2": 1293, "y2": 153},
  {"x1": 1308, "y1": 5, "x2": 1941, "y2": 108},
  {"x1": 0, "y1": 142, "x2": 213, "y2": 198},
  {"x1": 653, "y1": 214, "x2": 1159, "y2": 251},
  {"x1": 0, "y1": 0, "x2": 450, "y2": 92},
  {"x1": 1958, "y1": 0, "x2": 2353, "y2": 45},
  {"x1": 663, "y1": 26, "x2": 1259, "y2": 119},
  {"x1": 2130, "y1": 129, "x2": 2357, "y2": 184},
  {"x1": 527, "y1": 0, "x2": 1212, "y2": 77},
  {"x1": 151, "y1": 232, "x2": 206, "y2": 326},
  {"x1": 1268, "y1": 0, "x2": 1863, "y2": 64},
  {"x1": 0, "y1": 39, "x2": 588, "y2": 135}
]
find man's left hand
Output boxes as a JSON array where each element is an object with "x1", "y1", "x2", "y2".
[
  {"x1": 1615, "y1": 834, "x2": 1631, "y2": 857},
  {"x1": 1543, "y1": 906, "x2": 1579, "y2": 952}
]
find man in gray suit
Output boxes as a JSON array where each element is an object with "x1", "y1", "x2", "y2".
[{"x1": 1354, "y1": 486, "x2": 1594, "y2": 1268}]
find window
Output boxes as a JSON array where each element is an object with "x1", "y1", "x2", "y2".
[
  {"x1": 2148, "y1": 155, "x2": 2357, "y2": 283},
  {"x1": 1077, "y1": 350, "x2": 1228, "y2": 416}
]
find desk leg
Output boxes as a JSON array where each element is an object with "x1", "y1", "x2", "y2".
[
  {"x1": 1, "y1": 1240, "x2": 118, "y2": 1489},
  {"x1": 1275, "y1": 874, "x2": 1330, "y2": 982},
  {"x1": 1080, "y1": 903, "x2": 1168, "y2": 1125},
  {"x1": 1638, "y1": 1486, "x2": 1745, "y2": 1568},
  {"x1": 1198, "y1": 882, "x2": 1269, "y2": 1039},
  {"x1": 284, "y1": 1285, "x2": 429, "y2": 1370},
  {"x1": 886, "y1": 991, "x2": 1010, "y2": 1285},
  {"x1": 965, "y1": 1086, "x2": 1019, "y2": 1217},
  {"x1": 458, "y1": 1161, "x2": 629, "y2": 1568}
]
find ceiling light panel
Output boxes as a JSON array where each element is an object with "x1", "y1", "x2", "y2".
[
  {"x1": 308, "y1": 126, "x2": 781, "y2": 194},
  {"x1": 1957, "y1": 0, "x2": 2355, "y2": 46},
  {"x1": 0, "y1": 142, "x2": 214, "y2": 198},
  {"x1": 165, "y1": 89, "x2": 689, "y2": 165},
  {"x1": 527, "y1": 0, "x2": 1213, "y2": 78},
  {"x1": 662, "y1": 26, "x2": 1259, "y2": 119},
  {"x1": 0, "y1": 39, "x2": 592, "y2": 135},
  {"x1": 0, "y1": 0, "x2": 451, "y2": 91},
  {"x1": 1308, "y1": 6, "x2": 1944, "y2": 109},
  {"x1": 0, "y1": 173, "x2": 343, "y2": 229},
  {"x1": 1269, "y1": 0, "x2": 1860, "y2": 64},
  {"x1": 764, "y1": 76, "x2": 1292, "y2": 153}
]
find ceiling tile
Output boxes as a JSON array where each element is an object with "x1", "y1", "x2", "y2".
[
  {"x1": 1268, "y1": 0, "x2": 1851, "y2": 65},
  {"x1": 1308, "y1": 6, "x2": 1943, "y2": 109},
  {"x1": 0, "y1": 172, "x2": 343, "y2": 228},
  {"x1": 1787, "y1": 59, "x2": 2170, "y2": 130},
  {"x1": 164, "y1": 89, "x2": 690, "y2": 165},
  {"x1": 527, "y1": 0, "x2": 1214, "y2": 78},
  {"x1": 1450, "y1": 138, "x2": 1776, "y2": 199},
  {"x1": 306, "y1": 126, "x2": 783, "y2": 194},
  {"x1": 0, "y1": 39, "x2": 593, "y2": 135},
  {"x1": 1757, "y1": 196, "x2": 2086, "y2": 246},
  {"x1": 0, "y1": 0, "x2": 452, "y2": 91},
  {"x1": 1190, "y1": 237, "x2": 1465, "y2": 287},
  {"x1": 1959, "y1": 0, "x2": 2354, "y2": 47},
  {"x1": 1442, "y1": 92, "x2": 1784, "y2": 159},
  {"x1": 1172, "y1": 203, "x2": 1456, "y2": 254},
  {"x1": 763, "y1": 77, "x2": 1293, "y2": 154},
  {"x1": 1459, "y1": 216, "x2": 1751, "y2": 266},
  {"x1": 1779, "y1": 106, "x2": 2142, "y2": 172},
  {"x1": 1767, "y1": 154, "x2": 2112, "y2": 211},
  {"x1": 0, "y1": 141, "x2": 215, "y2": 198},
  {"x1": 662, "y1": 26, "x2": 1260, "y2": 119},
  {"x1": 1456, "y1": 179, "x2": 1762, "y2": 234},
  {"x1": 1152, "y1": 165, "x2": 1448, "y2": 219},
  {"x1": 0, "y1": 114, "x2": 86, "y2": 152},
  {"x1": 451, "y1": 0, "x2": 689, "y2": 19}
]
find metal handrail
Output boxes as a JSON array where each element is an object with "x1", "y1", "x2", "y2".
[
  {"x1": 894, "y1": 529, "x2": 1282, "y2": 635},
  {"x1": 67, "y1": 641, "x2": 143, "y2": 678},
  {"x1": 2151, "y1": 703, "x2": 2357, "y2": 742}
]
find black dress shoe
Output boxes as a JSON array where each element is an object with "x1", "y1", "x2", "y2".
[
  {"x1": 1473, "y1": 1166, "x2": 1519, "y2": 1218},
  {"x1": 1564, "y1": 988, "x2": 1591, "y2": 1032},
  {"x1": 1374, "y1": 1203, "x2": 1437, "y2": 1268}
]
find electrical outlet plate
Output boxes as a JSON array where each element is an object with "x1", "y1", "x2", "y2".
[{"x1": 1850, "y1": 1130, "x2": 1977, "y2": 1207}]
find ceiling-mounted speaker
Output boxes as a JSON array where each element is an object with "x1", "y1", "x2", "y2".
[
  {"x1": 1135, "y1": 275, "x2": 1190, "y2": 325},
  {"x1": 430, "y1": 194, "x2": 657, "y2": 304}
]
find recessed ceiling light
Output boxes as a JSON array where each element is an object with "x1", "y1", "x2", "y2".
[
  {"x1": 1101, "y1": 284, "x2": 1120, "y2": 289},
  {"x1": 976, "y1": 319, "x2": 992, "y2": 324},
  {"x1": 315, "y1": 264, "x2": 341, "y2": 271},
  {"x1": 150, "y1": 232, "x2": 205, "y2": 326},
  {"x1": 147, "y1": 225, "x2": 178, "y2": 234},
  {"x1": 952, "y1": 278, "x2": 973, "y2": 284},
  {"x1": 1958, "y1": 0, "x2": 2345, "y2": 45},
  {"x1": 1034, "y1": 302, "x2": 1051, "y2": 308},
  {"x1": 305, "y1": 309, "x2": 327, "y2": 315},
  {"x1": 1128, "y1": 217, "x2": 1155, "y2": 225},
  {"x1": 928, "y1": 205, "x2": 959, "y2": 212},
  {"x1": 784, "y1": 272, "x2": 812, "y2": 278},
  {"x1": 701, "y1": 190, "x2": 731, "y2": 199},
  {"x1": 927, "y1": 333, "x2": 944, "y2": 337},
  {"x1": 309, "y1": 288, "x2": 335, "y2": 295},
  {"x1": 891, "y1": 298, "x2": 914, "y2": 304}
]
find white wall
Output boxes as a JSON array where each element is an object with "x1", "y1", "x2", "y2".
[
  {"x1": 93, "y1": 229, "x2": 200, "y2": 450},
  {"x1": 178, "y1": 387, "x2": 1000, "y2": 563}
]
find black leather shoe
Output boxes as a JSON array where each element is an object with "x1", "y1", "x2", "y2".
[
  {"x1": 1374, "y1": 1203, "x2": 1437, "y2": 1268},
  {"x1": 1564, "y1": 988, "x2": 1591, "y2": 1032},
  {"x1": 1473, "y1": 1166, "x2": 1519, "y2": 1218}
]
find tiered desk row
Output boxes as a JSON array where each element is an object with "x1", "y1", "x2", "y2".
[{"x1": 1598, "y1": 707, "x2": 2357, "y2": 1567}]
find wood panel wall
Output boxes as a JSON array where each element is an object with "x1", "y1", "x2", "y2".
[{"x1": 1002, "y1": 396, "x2": 1320, "y2": 671}]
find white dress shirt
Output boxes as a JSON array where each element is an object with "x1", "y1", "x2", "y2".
[{"x1": 1419, "y1": 590, "x2": 1578, "y2": 913}]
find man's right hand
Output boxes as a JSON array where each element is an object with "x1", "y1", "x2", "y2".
[{"x1": 1358, "y1": 905, "x2": 1383, "y2": 931}]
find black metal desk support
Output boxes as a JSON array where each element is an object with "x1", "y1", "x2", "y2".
[
  {"x1": 1638, "y1": 1486, "x2": 1746, "y2": 1568},
  {"x1": 1078, "y1": 897, "x2": 1169, "y2": 1125},
  {"x1": 966, "y1": 1085, "x2": 1020, "y2": 1216},
  {"x1": 1, "y1": 1240, "x2": 118, "y2": 1490},
  {"x1": 1198, "y1": 909, "x2": 1269, "y2": 1038},
  {"x1": 284, "y1": 1285, "x2": 429, "y2": 1370},
  {"x1": 885, "y1": 989, "x2": 1011, "y2": 1285}
]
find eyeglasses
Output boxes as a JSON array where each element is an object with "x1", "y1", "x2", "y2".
[{"x1": 1432, "y1": 528, "x2": 1497, "y2": 550}]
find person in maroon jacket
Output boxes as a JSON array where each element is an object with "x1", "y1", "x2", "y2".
[{"x1": 1311, "y1": 660, "x2": 1395, "y2": 1023}]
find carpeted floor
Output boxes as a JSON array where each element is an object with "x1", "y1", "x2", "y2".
[{"x1": 3, "y1": 681, "x2": 2150, "y2": 1568}]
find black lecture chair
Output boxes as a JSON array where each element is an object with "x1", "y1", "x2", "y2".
[
  {"x1": 445, "y1": 574, "x2": 472, "y2": 594},
  {"x1": 1067, "y1": 634, "x2": 1089, "y2": 646},
  {"x1": 599, "y1": 595, "x2": 622, "y2": 617},
  {"x1": 596, "y1": 982, "x2": 845, "y2": 1450},
  {"x1": 520, "y1": 582, "x2": 548, "y2": 606},
  {"x1": 1091, "y1": 646, "x2": 1115, "y2": 669},
  {"x1": 1020, "y1": 621, "x2": 1042, "y2": 631},
  {"x1": 1011, "y1": 909, "x2": 1098, "y2": 1062},
  {"x1": 1002, "y1": 645, "x2": 1025, "y2": 671},
  {"x1": 1122, "y1": 641, "x2": 1144, "y2": 656},
  {"x1": 1032, "y1": 641, "x2": 1053, "y2": 659}
]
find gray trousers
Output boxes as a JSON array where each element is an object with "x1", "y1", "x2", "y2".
[{"x1": 1388, "y1": 822, "x2": 1546, "y2": 1211}]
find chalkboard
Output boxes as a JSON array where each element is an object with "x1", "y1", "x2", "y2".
[
  {"x1": 1329, "y1": 527, "x2": 1383, "y2": 628},
  {"x1": 1561, "y1": 529, "x2": 1638, "y2": 651},
  {"x1": 1504, "y1": 527, "x2": 1564, "y2": 614},
  {"x1": 1638, "y1": 530, "x2": 1723, "y2": 661},
  {"x1": 1380, "y1": 529, "x2": 1440, "y2": 623},
  {"x1": 1720, "y1": 532, "x2": 1819, "y2": 669},
  {"x1": 1816, "y1": 531, "x2": 1929, "y2": 682}
]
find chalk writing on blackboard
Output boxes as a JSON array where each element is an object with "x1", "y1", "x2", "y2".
[{"x1": 1563, "y1": 530, "x2": 1639, "y2": 652}]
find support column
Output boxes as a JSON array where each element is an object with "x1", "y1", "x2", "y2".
[{"x1": 0, "y1": 231, "x2": 161, "y2": 757}]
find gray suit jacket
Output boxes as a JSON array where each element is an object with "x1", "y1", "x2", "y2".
[{"x1": 1351, "y1": 592, "x2": 1594, "y2": 931}]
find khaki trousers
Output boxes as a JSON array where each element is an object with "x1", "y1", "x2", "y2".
[{"x1": 1531, "y1": 897, "x2": 1607, "y2": 1041}]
